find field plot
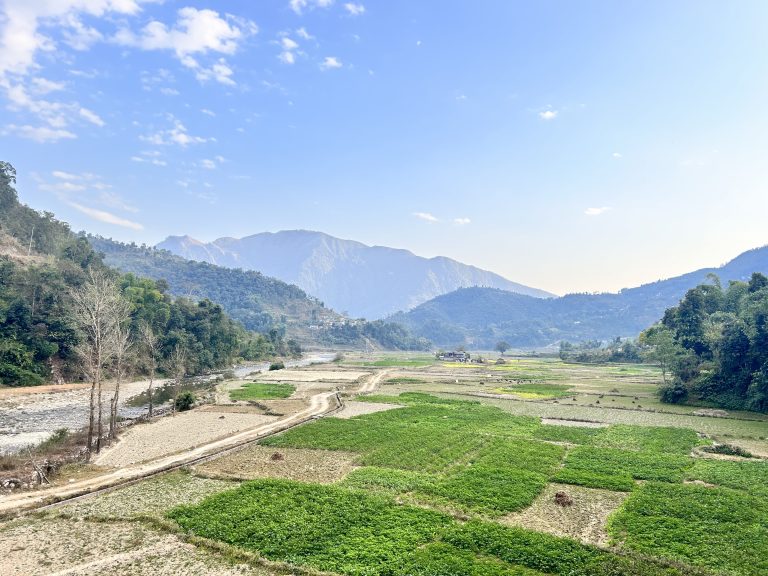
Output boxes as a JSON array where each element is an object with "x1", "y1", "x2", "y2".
[
  {"x1": 332, "y1": 399, "x2": 401, "y2": 419},
  {"x1": 229, "y1": 382, "x2": 296, "y2": 401},
  {"x1": 95, "y1": 410, "x2": 278, "y2": 467},
  {"x1": 194, "y1": 445, "x2": 357, "y2": 483},
  {"x1": 257, "y1": 369, "x2": 370, "y2": 382},
  {"x1": 503, "y1": 483, "x2": 629, "y2": 547}
]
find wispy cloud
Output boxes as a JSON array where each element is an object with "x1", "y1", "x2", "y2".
[
  {"x1": 141, "y1": 117, "x2": 208, "y2": 147},
  {"x1": 413, "y1": 212, "x2": 439, "y2": 223},
  {"x1": 320, "y1": 56, "x2": 343, "y2": 70},
  {"x1": 289, "y1": 0, "x2": 334, "y2": 15},
  {"x1": 612, "y1": 152, "x2": 622, "y2": 159},
  {"x1": 584, "y1": 207, "x2": 611, "y2": 216},
  {"x1": 67, "y1": 202, "x2": 144, "y2": 230},
  {"x1": 453, "y1": 217, "x2": 471, "y2": 225},
  {"x1": 344, "y1": 3, "x2": 366, "y2": 16},
  {"x1": 4, "y1": 124, "x2": 76, "y2": 143},
  {"x1": 79, "y1": 107, "x2": 105, "y2": 127}
]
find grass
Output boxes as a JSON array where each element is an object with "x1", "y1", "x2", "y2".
[
  {"x1": 553, "y1": 446, "x2": 693, "y2": 490},
  {"x1": 496, "y1": 383, "x2": 573, "y2": 399},
  {"x1": 687, "y1": 458, "x2": 768, "y2": 497},
  {"x1": 229, "y1": 382, "x2": 295, "y2": 401},
  {"x1": 608, "y1": 482, "x2": 768, "y2": 576},
  {"x1": 168, "y1": 479, "x2": 704, "y2": 576}
]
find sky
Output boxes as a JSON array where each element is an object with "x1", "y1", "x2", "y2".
[{"x1": 1, "y1": 0, "x2": 768, "y2": 296}]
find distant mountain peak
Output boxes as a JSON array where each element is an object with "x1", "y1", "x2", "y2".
[{"x1": 157, "y1": 230, "x2": 553, "y2": 319}]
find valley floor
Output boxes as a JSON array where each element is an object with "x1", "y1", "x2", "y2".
[{"x1": 1, "y1": 354, "x2": 766, "y2": 575}]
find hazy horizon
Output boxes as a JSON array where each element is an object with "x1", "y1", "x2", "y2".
[{"x1": 2, "y1": 1, "x2": 767, "y2": 294}]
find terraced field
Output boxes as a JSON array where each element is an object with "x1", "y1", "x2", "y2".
[{"x1": 3, "y1": 356, "x2": 766, "y2": 576}]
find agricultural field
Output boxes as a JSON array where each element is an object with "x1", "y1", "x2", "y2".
[
  {"x1": 2, "y1": 356, "x2": 766, "y2": 576},
  {"x1": 229, "y1": 382, "x2": 296, "y2": 401}
]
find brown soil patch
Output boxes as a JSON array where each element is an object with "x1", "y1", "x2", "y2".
[
  {"x1": 332, "y1": 401, "x2": 401, "y2": 419},
  {"x1": 541, "y1": 418, "x2": 608, "y2": 428},
  {"x1": 502, "y1": 483, "x2": 628, "y2": 547},
  {"x1": 258, "y1": 370, "x2": 370, "y2": 382},
  {"x1": 0, "y1": 383, "x2": 90, "y2": 399},
  {"x1": 0, "y1": 517, "x2": 278, "y2": 575},
  {"x1": 194, "y1": 445, "x2": 357, "y2": 483},
  {"x1": 196, "y1": 405, "x2": 267, "y2": 414},
  {"x1": 94, "y1": 411, "x2": 277, "y2": 468},
  {"x1": 260, "y1": 399, "x2": 309, "y2": 415}
]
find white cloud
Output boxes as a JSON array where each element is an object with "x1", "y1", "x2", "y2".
[
  {"x1": 320, "y1": 56, "x2": 342, "y2": 70},
  {"x1": 289, "y1": 0, "x2": 334, "y2": 15},
  {"x1": 278, "y1": 51, "x2": 296, "y2": 64},
  {"x1": 344, "y1": 3, "x2": 366, "y2": 16},
  {"x1": 200, "y1": 108, "x2": 216, "y2": 117},
  {"x1": 141, "y1": 118, "x2": 208, "y2": 147},
  {"x1": 584, "y1": 207, "x2": 611, "y2": 216},
  {"x1": 539, "y1": 110, "x2": 558, "y2": 121},
  {"x1": 79, "y1": 107, "x2": 105, "y2": 127},
  {"x1": 0, "y1": 0, "x2": 148, "y2": 79},
  {"x1": 30, "y1": 78, "x2": 65, "y2": 95},
  {"x1": 612, "y1": 152, "x2": 622, "y2": 158},
  {"x1": 296, "y1": 27, "x2": 313, "y2": 40},
  {"x1": 160, "y1": 87, "x2": 179, "y2": 96},
  {"x1": 200, "y1": 158, "x2": 216, "y2": 169},
  {"x1": 4, "y1": 124, "x2": 76, "y2": 142},
  {"x1": 115, "y1": 7, "x2": 256, "y2": 85},
  {"x1": 453, "y1": 217, "x2": 471, "y2": 225},
  {"x1": 413, "y1": 212, "x2": 438, "y2": 223},
  {"x1": 281, "y1": 37, "x2": 299, "y2": 50},
  {"x1": 67, "y1": 201, "x2": 143, "y2": 230}
]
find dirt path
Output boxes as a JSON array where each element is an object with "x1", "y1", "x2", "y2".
[{"x1": 358, "y1": 369, "x2": 393, "y2": 393}]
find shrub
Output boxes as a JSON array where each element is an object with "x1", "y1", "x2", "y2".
[
  {"x1": 659, "y1": 382, "x2": 688, "y2": 404},
  {"x1": 175, "y1": 391, "x2": 195, "y2": 411},
  {"x1": 268, "y1": 361, "x2": 285, "y2": 371},
  {"x1": 701, "y1": 443, "x2": 753, "y2": 458}
]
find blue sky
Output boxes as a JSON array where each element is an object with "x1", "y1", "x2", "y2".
[{"x1": 1, "y1": 1, "x2": 767, "y2": 295}]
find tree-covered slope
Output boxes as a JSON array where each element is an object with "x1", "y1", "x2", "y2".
[
  {"x1": 391, "y1": 246, "x2": 768, "y2": 349},
  {"x1": 0, "y1": 162, "x2": 265, "y2": 386}
]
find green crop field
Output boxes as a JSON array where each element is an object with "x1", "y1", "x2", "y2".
[{"x1": 229, "y1": 382, "x2": 295, "y2": 400}]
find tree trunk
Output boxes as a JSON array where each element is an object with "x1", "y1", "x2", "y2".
[
  {"x1": 86, "y1": 380, "x2": 95, "y2": 462},
  {"x1": 96, "y1": 379, "x2": 103, "y2": 453},
  {"x1": 148, "y1": 372, "x2": 154, "y2": 417}
]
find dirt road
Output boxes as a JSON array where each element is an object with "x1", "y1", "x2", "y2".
[{"x1": 0, "y1": 369, "x2": 389, "y2": 517}]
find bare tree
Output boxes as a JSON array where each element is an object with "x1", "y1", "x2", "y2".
[
  {"x1": 167, "y1": 344, "x2": 187, "y2": 416},
  {"x1": 71, "y1": 268, "x2": 125, "y2": 459},
  {"x1": 138, "y1": 321, "x2": 160, "y2": 418},
  {"x1": 109, "y1": 311, "x2": 132, "y2": 440}
]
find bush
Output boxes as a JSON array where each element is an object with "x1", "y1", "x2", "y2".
[
  {"x1": 701, "y1": 443, "x2": 753, "y2": 458},
  {"x1": 269, "y1": 361, "x2": 285, "y2": 371},
  {"x1": 659, "y1": 381, "x2": 688, "y2": 404},
  {"x1": 175, "y1": 391, "x2": 195, "y2": 411}
]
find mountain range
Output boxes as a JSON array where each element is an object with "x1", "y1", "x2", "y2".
[
  {"x1": 390, "y1": 244, "x2": 768, "y2": 348},
  {"x1": 157, "y1": 231, "x2": 553, "y2": 319}
]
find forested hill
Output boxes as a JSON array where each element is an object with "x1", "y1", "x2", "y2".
[
  {"x1": 157, "y1": 230, "x2": 554, "y2": 319},
  {"x1": 89, "y1": 237, "x2": 430, "y2": 351},
  {"x1": 391, "y1": 246, "x2": 768, "y2": 349},
  {"x1": 89, "y1": 236, "x2": 335, "y2": 339}
]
